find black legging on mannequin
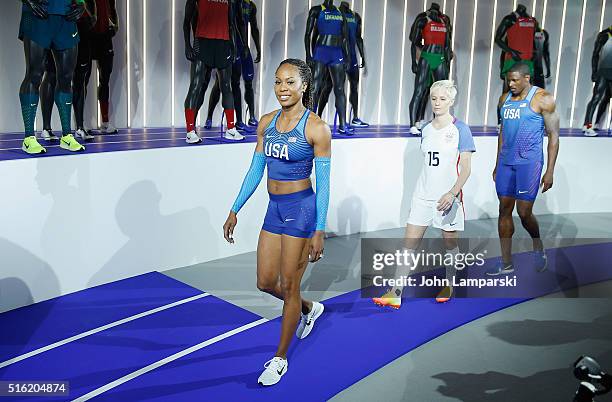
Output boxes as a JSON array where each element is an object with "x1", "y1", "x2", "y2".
[
  {"x1": 595, "y1": 87, "x2": 610, "y2": 126},
  {"x1": 206, "y1": 62, "x2": 243, "y2": 124},
  {"x1": 317, "y1": 67, "x2": 360, "y2": 119},
  {"x1": 409, "y1": 56, "x2": 448, "y2": 126},
  {"x1": 312, "y1": 62, "x2": 347, "y2": 127},
  {"x1": 584, "y1": 75, "x2": 612, "y2": 126},
  {"x1": 40, "y1": 51, "x2": 56, "y2": 131},
  {"x1": 185, "y1": 61, "x2": 233, "y2": 122}
]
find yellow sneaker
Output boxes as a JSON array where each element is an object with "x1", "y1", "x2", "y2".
[
  {"x1": 22, "y1": 135, "x2": 46, "y2": 154},
  {"x1": 372, "y1": 290, "x2": 401, "y2": 309},
  {"x1": 60, "y1": 133, "x2": 85, "y2": 152}
]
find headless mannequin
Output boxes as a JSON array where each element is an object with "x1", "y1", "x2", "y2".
[
  {"x1": 305, "y1": 0, "x2": 352, "y2": 134},
  {"x1": 183, "y1": 0, "x2": 247, "y2": 136},
  {"x1": 495, "y1": 5, "x2": 535, "y2": 88},
  {"x1": 582, "y1": 27, "x2": 612, "y2": 136},
  {"x1": 317, "y1": 1, "x2": 367, "y2": 127},
  {"x1": 408, "y1": 2, "x2": 452, "y2": 134},
  {"x1": 495, "y1": 4, "x2": 536, "y2": 125},
  {"x1": 206, "y1": 0, "x2": 261, "y2": 129},
  {"x1": 19, "y1": 0, "x2": 85, "y2": 146},
  {"x1": 40, "y1": 0, "x2": 98, "y2": 136}
]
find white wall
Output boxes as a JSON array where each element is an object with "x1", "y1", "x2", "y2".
[
  {"x1": 2, "y1": 0, "x2": 611, "y2": 132},
  {"x1": 1, "y1": 136, "x2": 612, "y2": 312}
]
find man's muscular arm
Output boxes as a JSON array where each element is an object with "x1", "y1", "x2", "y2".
[{"x1": 538, "y1": 91, "x2": 559, "y2": 192}]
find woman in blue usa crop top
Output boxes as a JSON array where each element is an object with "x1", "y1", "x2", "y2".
[{"x1": 223, "y1": 58, "x2": 331, "y2": 387}]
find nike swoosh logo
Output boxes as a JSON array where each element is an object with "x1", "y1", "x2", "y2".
[
  {"x1": 30, "y1": 103, "x2": 37, "y2": 107},
  {"x1": 285, "y1": 218, "x2": 295, "y2": 222},
  {"x1": 503, "y1": 103, "x2": 511, "y2": 107},
  {"x1": 80, "y1": 63, "x2": 88, "y2": 67},
  {"x1": 449, "y1": 223, "x2": 457, "y2": 226},
  {"x1": 66, "y1": 102, "x2": 72, "y2": 105},
  {"x1": 277, "y1": 366, "x2": 285, "y2": 376},
  {"x1": 62, "y1": 139, "x2": 71, "y2": 146},
  {"x1": 518, "y1": 190, "x2": 529, "y2": 194},
  {"x1": 72, "y1": 32, "x2": 78, "y2": 38},
  {"x1": 24, "y1": 143, "x2": 30, "y2": 149}
]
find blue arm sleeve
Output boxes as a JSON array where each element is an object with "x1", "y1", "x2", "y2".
[
  {"x1": 231, "y1": 152, "x2": 266, "y2": 213},
  {"x1": 314, "y1": 156, "x2": 331, "y2": 231}
]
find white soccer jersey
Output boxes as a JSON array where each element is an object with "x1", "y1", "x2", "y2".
[{"x1": 413, "y1": 118, "x2": 476, "y2": 201}]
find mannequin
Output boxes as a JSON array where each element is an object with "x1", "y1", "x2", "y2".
[
  {"x1": 532, "y1": 23, "x2": 550, "y2": 89},
  {"x1": 305, "y1": 0, "x2": 353, "y2": 134},
  {"x1": 408, "y1": 2, "x2": 452, "y2": 135},
  {"x1": 495, "y1": 4, "x2": 536, "y2": 87},
  {"x1": 316, "y1": 1, "x2": 368, "y2": 127},
  {"x1": 183, "y1": 0, "x2": 248, "y2": 143},
  {"x1": 205, "y1": 0, "x2": 261, "y2": 131},
  {"x1": 582, "y1": 27, "x2": 612, "y2": 136},
  {"x1": 19, "y1": 0, "x2": 86, "y2": 154}
]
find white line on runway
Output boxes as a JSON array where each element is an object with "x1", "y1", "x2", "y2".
[
  {"x1": 0, "y1": 293, "x2": 209, "y2": 369},
  {"x1": 72, "y1": 317, "x2": 269, "y2": 402}
]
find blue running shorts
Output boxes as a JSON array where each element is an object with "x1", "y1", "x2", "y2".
[
  {"x1": 495, "y1": 160, "x2": 543, "y2": 202},
  {"x1": 262, "y1": 188, "x2": 317, "y2": 238}
]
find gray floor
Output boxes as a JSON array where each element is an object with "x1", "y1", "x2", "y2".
[{"x1": 163, "y1": 213, "x2": 612, "y2": 401}]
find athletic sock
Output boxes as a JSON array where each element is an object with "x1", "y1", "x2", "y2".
[
  {"x1": 444, "y1": 246, "x2": 460, "y2": 285},
  {"x1": 54, "y1": 91, "x2": 73, "y2": 135},
  {"x1": 224, "y1": 109, "x2": 235, "y2": 129},
  {"x1": 185, "y1": 108, "x2": 196, "y2": 132},
  {"x1": 20, "y1": 93, "x2": 39, "y2": 137},
  {"x1": 390, "y1": 248, "x2": 416, "y2": 298},
  {"x1": 100, "y1": 100, "x2": 109, "y2": 123}
]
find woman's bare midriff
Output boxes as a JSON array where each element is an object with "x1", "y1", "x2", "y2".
[{"x1": 267, "y1": 178, "x2": 312, "y2": 195}]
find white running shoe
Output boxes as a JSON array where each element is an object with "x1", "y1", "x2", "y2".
[
  {"x1": 100, "y1": 122, "x2": 118, "y2": 134},
  {"x1": 296, "y1": 301, "x2": 324, "y2": 339},
  {"x1": 409, "y1": 126, "x2": 421, "y2": 135},
  {"x1": 40, "y1": 129, "x2": 58, "y2": 141},
  {"x1": 75, "y1": 128, "x2": 94, "y2": 141},
  {"x1": 186, "y1": 130, "x2": 202, "y2": 144},
  {"x1": 582, "y1": 125, "x2": 597, "y2": 137},
  {"x1": 258, "y1": 357, "x2": 288, "y2": 386},
  {"x1": 224, "y1": 127, "x2": 245, "y2": 141}
]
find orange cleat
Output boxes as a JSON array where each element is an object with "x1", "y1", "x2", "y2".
[
  {"x1": 435, "y1": 286, "x2": 453, "y2": 303},
  {"x1": 372, "y1": 291, "x2": 401, "y2": 309}
]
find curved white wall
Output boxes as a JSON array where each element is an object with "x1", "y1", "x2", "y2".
[{"x1": 1, "y1": 136, "x2": 611, "y2": 312}]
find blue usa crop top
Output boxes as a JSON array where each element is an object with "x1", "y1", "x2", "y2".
[{"x1": 263, "y1": 109, "x2": 315, "y2": 181}]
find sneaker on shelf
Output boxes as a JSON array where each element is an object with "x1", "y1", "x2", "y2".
[
  {"x1": 22, "y1": 136, "x2": 47, "y2": 154},
  {"x1": 75, "y1": 128, "x2": 94, "y2": 141},
  {"x1": 224, "y1": 127, "x2": 245, "y2": 141},
  {"x1": 100, "y1": 122, "x2": 118, "y2": 134},
  {"x1": 186, "y1": 130, "x2": 202, "y2": 144},
  {"x1": 59, "y1": 133, "x2": 85, "y2": 152},
  {"x1": 351, "y1": 118, "x2": 369, "y2": 127},
  {"x1": 248, "y1": 117, "x2": 259, "y2": 127},
  {"x1": 40, "y1": 129, "x2": 58, "y2": 142}
]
